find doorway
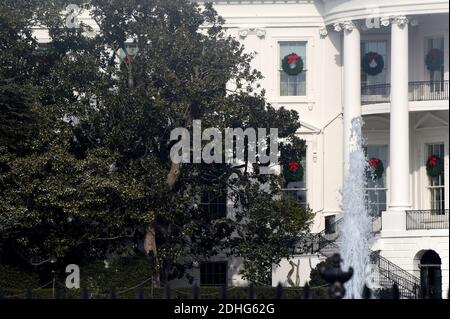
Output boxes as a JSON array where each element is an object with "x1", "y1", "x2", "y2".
[{"x1": 419, "y1": 250, "x2": 442, "y2": 299}]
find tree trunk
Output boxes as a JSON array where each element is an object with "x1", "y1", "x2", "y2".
[
  {"x1": 143, "y1": 222, "x2": 159, "y2": 286},
  {"x1": 144, "y1": 161, "x2": 182, "y2": 286}
]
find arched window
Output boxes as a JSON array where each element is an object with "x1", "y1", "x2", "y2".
[{"x1": 419, "y1": 250, "x2": 442, "y2": 299}]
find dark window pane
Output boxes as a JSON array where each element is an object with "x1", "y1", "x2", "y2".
[
  {"x1": 325, "y1": 215, "x2": 336, "y2": 234},
  {"x1": 200, "y1": 262, "x2": 227, "y2": 286}
]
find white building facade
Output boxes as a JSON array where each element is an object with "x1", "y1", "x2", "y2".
[{"x1": 193, "y1": 0, "x2": 449, "y2": 298}]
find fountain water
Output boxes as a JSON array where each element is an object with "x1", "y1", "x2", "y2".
[{"x1": 340, "y1": 117, "x2": 374, "y2": 299}]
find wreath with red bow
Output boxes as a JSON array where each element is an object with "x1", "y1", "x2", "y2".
[
  {"x1": 282, "y1": 53, "x2": 304, "y2": 76},
  {"x1": 425, "y1": 48, "x2": 444, "y2": 72},
  {"x1": 426, "y1": 155, "x2": 444, "y2": 177},
  {"x1": 362, "y1": 52, "x2": 384, "y2": 76},
  {"x1": 367, "y1": 157, "x2": 384, "y2": 180},
  {"x1": 284, "y1": 162, "x2": 304, "y2": 183}
]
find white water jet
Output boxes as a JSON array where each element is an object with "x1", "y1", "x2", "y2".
[{"x1": 340, "y1": 117, "x2": 373, "y2": 299}]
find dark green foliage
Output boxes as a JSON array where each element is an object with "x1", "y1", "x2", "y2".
[
  {"x1": 0, "y1": 264, "x2": 40, "y2": 290},
  {"x1": 0, "y1": 0, "x2": 311, "y2": 284}
]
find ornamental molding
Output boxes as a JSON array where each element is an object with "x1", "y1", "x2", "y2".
[
  {"x1": 392, "y1": 15, "x2": 409, "y2": 27},
  {"x1": 318, "y1": 26, "x2": 328, "y2": 38},
  {"x1": 332, "y1": 20, "x2": 358, "y2": 32},
  {"x1": 238, "y1": 28, "x2": 266, "y2": 39},
  {"x1": 323, "y1": 1, "x2": 448, "y2": 25},
  {"x1": 342, "y1": 20, "x2": 356, "y2": 31},
  {"x1": 380, "y1": 16, "x2": 390, "y2": 27},
  {"x1": 333, "y1": 22, "x2": 342, "y2": 32}
]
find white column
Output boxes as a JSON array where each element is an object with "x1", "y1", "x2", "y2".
[
  {"x1": 342, "y1": 21, "x2": 361, "y2": 173},
  {"x1": 389, "y1": 16, "x2": 411, "y2": 211}
]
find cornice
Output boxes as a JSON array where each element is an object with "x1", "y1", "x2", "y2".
[{"x1": 322, "y1": 0, "x2": 449, "y2": 25}]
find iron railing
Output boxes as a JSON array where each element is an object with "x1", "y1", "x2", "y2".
[
  {"x1": 293, "y1": 216, "x2": 421, "y2": 299},
  {"x1": 371, "y1": 252, "x2": 421, "y2": 299},
  {"x1": 406, "y1": 209, "x2": 449, "y2": 230},
  {"x1": 361, "y1": 80, "x2": 449, "y2": 104}
]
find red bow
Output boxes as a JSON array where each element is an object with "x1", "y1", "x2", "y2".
[
  {"x1": 124, "y1": 54, "x2": 134, "y2": 65},
  {"x1": 368, "y1": 158, "x2": 380, "y2": 168},
  {"x1": 428, "y1": 156, "x2": 437, "y2": 167},
  {"x1": 367, "y1": 52, "x2": 377, "y2": 62},
  {"x1": 287, "y1": 54, "x2": 299, "y2": 65},
  {"x1": 288, "y1": 162, "x2": 300, "y2": 172}
]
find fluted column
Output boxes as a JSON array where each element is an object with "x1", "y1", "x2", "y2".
[
  {"x1": 341, "y1": 20, "x2": 361, "y2": 173},
  {"x1": 389, "y1": 16, "x2": 411, "y2": 211}
]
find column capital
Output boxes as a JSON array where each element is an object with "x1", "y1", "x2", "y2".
[
  {"x1": 333, "y1": 20, "x2": 359, "y2": 33},
  {"x1": 380, "y1": 16, "x2": 390, "y2": 27},
  {"x1": 342, "y1": 20, "x2": 357, "y2": 32},
  {"x1": 392, "y1": 15, "x2": 409, "y2": 27},
  {"x1": 333, "y1": 22, "x2": 342, "y2": 32}
]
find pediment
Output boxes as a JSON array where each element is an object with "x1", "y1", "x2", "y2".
[
  {"x1": 299, "y1": 121, "x2": 321, "y2": 134},
  {"x1": 415, "y1": 112, "x2": 449, "y2": 130}
]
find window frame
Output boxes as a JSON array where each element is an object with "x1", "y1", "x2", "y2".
[
  {"x1": 272, "y1": 36, "x2": 313, "y2": 103},
  {"x1": 199, "y1": 190, "x2": 228, "y2": 219},
  {"x1": 425, "y1": 143, "x2": 446, "y2": 211},
  {"x1": 199, "y1": 261, "x2": 228, "y2": 286},
  {"x1": 360, "y1": 39, "x2": 389, "y2": 87},
  {"x1": 424, "y1": 36, "x2": 445, "y2": 84},
  {"x1": 364, "y1": 145, "x2": 389, "y2": 217},
  {"x1": 417, "y1": 134, "x2": 449, "y2": 211},
  {"x1": 281, "y1": 144, "x2": 309, "y2": 208}
]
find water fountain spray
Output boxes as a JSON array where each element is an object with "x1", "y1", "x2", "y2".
[{"x1": 340, "y1": 117, "x2": 374, "y2": 298}]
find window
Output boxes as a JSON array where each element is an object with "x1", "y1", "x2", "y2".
[
  {"x1": 117, "y1": 43, "x2": 139, "y2": 64},
  {"x1": 199, "y1": 191, "x2": 227, "y2": 219},
  {"x1": 282, "y1": 156, "x2": 307, "y2": 207},
  {"x1": 325, "y1": 215, "x2": 336, "y2": 234},
  {"x1": 279, "y1": 42, "x2": 307, "y2": 96},
  {"x1": 365, "y1": 145, "x2": 388, "y2": 217},
  {"x1": 426, "y1": 143, "x2": 445, "y2": 211},
  {"x1": 426, "y1": 37, "x2": 445, "y2": 90},
  {"x1": 361, "y1": 41, "x2": 388, "y2": 94},
  {"x1": 200, "y1": 262, "x2": 227, "y2": 286}
]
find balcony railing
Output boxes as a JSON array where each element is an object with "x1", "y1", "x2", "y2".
[
  {"x1": 361, "y1": 80, "x2": 449, "y2": 105},
  {"x1": 406, "y1": 209, "x2": 449, "y2": 230}
]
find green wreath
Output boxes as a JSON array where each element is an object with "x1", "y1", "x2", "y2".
[
  {"x1": 367, "y1": 158, "x2": 384, "y2": 180},
  {"x1": 284, "y1": 162, "x2": 304, "y2": 183},
  {"x1": 425, "y1": 48, "x2": 444, "y2": 72},
  {"x1": 426, "y1": 155, "x2": 444, "y2": 177},
  {"x1": 362, "y1": 52, "x2": 384, "y2": 76},
  {"x1": 282, "y1": 53, "x2": 304, "y2": 76}
]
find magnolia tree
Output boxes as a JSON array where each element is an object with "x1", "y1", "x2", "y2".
[{"x1": 0, "y1": 0, "x2": 312, "y2": 285}]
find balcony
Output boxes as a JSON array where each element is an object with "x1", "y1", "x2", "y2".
[
  {"x1": 361, "y1": 80, "x2": 449, "y2": 105},
  {"x1": 406, "y1": 209, "x2": 449, "y2": 230}
]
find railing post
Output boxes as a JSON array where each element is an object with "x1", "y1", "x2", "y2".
[
  {"x1": 136, "y1": 287, "x2": 145, "y2": 299},
  {"x1": 276, "y1": 283, "x2": 283, "y2": 299},
  {"x1": 247, "y1": 283, "x2": 255, "y2": 299},
  {"x1": 219, "y1": 284, "x2": 227, "y2": 299},
  {"x1": 109, "y1": 287, "x2": 116, "y2": 299},
  {"x1": 363, "y1": 285, "x2": 371, "y2": 299},
  {"x1": 164, "y1": 284, "x2": 171, "y2": 299},
  {"x1": 81, "y1": 288, "x2": 89, "y2": 299},
  {"x1": 392, "y1": 283, "x2": 400, "y2": 299},
  {"x1": 303, "y1": 283, "x2": 310, "y2": 299},
  {"x1": 192, "y1": 284, "x2": 199, "y2": 299}
]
